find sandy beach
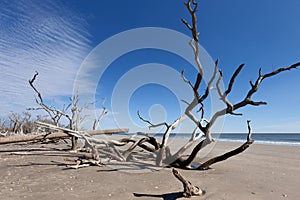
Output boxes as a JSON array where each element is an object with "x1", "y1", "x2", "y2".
[{"x1": 0, "y1": 139, "x2": 299, "y2": 200}]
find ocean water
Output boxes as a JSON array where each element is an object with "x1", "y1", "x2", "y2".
[
  {"x1": 121, "y1": 133, "x2": 300, "y2": 146},
  {"x1": 215, "y1": 133, "x2": 300, "y2": 146}
]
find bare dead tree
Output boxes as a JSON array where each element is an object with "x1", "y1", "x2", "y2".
[
  {"x1": 136, "y1": 0, "x2": 300, "y2": 170},
  {"x1": 28, "y1": 71, "x2": 72, "y2": 126},
  {"x1": 28, "y1": 72, "x2": 112, "y2": 150},
  {"x1": 6, "y1": 112, "x2": 33, "y2": 134},
  {"x1": 5, "y1": 0, "x2": 298, "y2": 197},
  {"x1": 20, "y1": 0, "x2": 298, "y2": 172},
  {"x1": 0, "y1": 112, "x2": 44, "y2": 136},
  {"x1": 69, "y1": 90, "x2": 86, "y2": 150},
  {"x1": 28, "y1": 72, "x2": 85, "y2": 150},
  {"x1": 0, "y1": 118, "x2": 7, "y2": 135},
  {"x1": 8, "y1": 112, "x2": 21, "y2": 134},
  {"x1": 92, "y1": 99, "x2": 108, "y2": 130}
]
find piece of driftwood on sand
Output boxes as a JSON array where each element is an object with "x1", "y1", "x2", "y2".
[{"x1": 0, "y1": 128, "x2": 129, "y2": 145}]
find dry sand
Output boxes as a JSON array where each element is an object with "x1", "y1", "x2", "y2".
[{"x1": 0, "y1": 139, "x2": 299, "y2": 200}]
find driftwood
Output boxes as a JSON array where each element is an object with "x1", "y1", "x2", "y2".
[
  {"x1": 0, "y1": 128, "x2": 129, "y2": 145},
  {"x1": 197, "y1": 120, "x2": 254, "y2": 170},
  {"x1": 172, "y1": 168, "x2": 205, "y2": 197},
  {"x1": 64, "y1": 158, "x2": 104, "y2": 169},
  {"x1": 4, "y1": 0, "x2": 297, "y2": 198},
  {"x1": 17, "y1": 0, "x2": 298, "y2": 173},
  {"x1": 137, "y1": 0, "x2": 300, "y2": 170},
  {"x1": 28, "y1": 72, "x2": 109, "y2": 150}
]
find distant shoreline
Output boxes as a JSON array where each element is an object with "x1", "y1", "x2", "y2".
[{"x1": 117, "y1": 132, "x2": 300, "y2": 146}]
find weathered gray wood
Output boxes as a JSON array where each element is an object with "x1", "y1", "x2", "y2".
[
  {"x1": 0, "y1": 128, "x2": 129, "y2": 144},
  {"x1": 172, "y1": 168, "x2": 205, "y2": 197}
]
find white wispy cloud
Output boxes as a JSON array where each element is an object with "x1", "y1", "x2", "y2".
[{"x1": 0, "y1": 0, "x2": 92, "y2": 116}]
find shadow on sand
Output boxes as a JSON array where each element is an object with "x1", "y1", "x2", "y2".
[{"x1": 133, "y1": 192, "x2": 185, "y2": 200}]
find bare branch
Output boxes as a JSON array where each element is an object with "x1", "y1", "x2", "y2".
[
  {"x1": 199, "y1": 59, "x2": 219, "y2": 102},
  {"x1": 225, "y1": 63, "x2": 245, "y2": 96},
  {"x1": 197, "y1": 120, "x2": 254, "y2": 170},
  {"x1": 28, "y1": 71, "x2": 73, "y2": 127},
  {"x1": 206, "y1": 61, "x2": 300, "y2": 135},
  {"x1": 93, "y1": 99, "x2": 109, "y2": 130},
  {"x1": 197, "y1": 102, "x2": 204, "y2": 120},
  {"x1": 216, "y1": 70, "x2": 237, "y2": 115},
  {"x1": 193, "y1": 73, "x2": 202, "y2": 94},
  {"x1": 168, "y1": 127, "x2": 203, "y2": 165},
  {"x1": 28, "y1": 71, "x2": 43, "y2": 103},
  {"x1": 247, "y1": 120, "x2": 253, "y2": 141},
  {"x1": 246, "y1": 62, "x2": 300, "y2": 100},
  {"x1": 184, "y1": 60, "x2": 219, "y2": 137},
  {"x1": 249, "y1": 80, "x2": 254, "y2": 87},
  {"x1": 183, "y1": 0, "x2": 199, "y2": 42},
  {"x1": 181, "y1": 70, "x2": 194, "y2": 89},
  {"x1": 174, "y1": 137, "x2": 212, "y2": 168},
  {"x1": 181, "y1": 99, "x2": 190, "y2": 106},
  {"x1": 121, "y1": 136, "x2": 160, "y2": 152},
  {"x1": 137, "y1": 111, "x2": 169, "y2": 129},
  {"x1": 181, "y1": 18, "x2": 192, "y2": 31}
]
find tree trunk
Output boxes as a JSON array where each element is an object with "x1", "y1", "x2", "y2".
[
  {"x1": 71, "y1": 136, "x2": 78, "y2": 150},
  {"x1": 0, "y1": 128, "x2": 129, "y2": 145}
]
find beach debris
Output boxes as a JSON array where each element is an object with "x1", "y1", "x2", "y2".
[
  {"x1": 196, "y1": 120, "x2": 254, "y2": 170},
  {"x1": 282, "y1": 193, "x2": 288, "y2": 197},
  {"x1": 65, "y1": 158, "x2": 103, "y2": 169},
  {"x1": 27, "y1": 71, "x2": 114, "y2": 150},
  {"x1": 1, "y1": 1, "x2": 299, "y2": 199},
  {"x1": 172, "y1": 168, "x2": 205, "y2": 198},
  {"x1": 0, "y1": 127, "x2": 128, "y2": 145},
  {"x1": 0, "y1": 0, "x2": 296, "y2": 175},
  {"x1": 3, "y1": 0, "x2": 297, "y2": 175}
]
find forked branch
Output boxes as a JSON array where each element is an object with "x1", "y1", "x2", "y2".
[
  {"x1": 28, "y1": 71, "x2": 72, "y2": 126},
  {"x1": 28, "y1": 71, "x2": 43, "y2": 103},
  {"x1": 182, "y1": 0, "x2": 199, "y2": 42},
  {"x1": 207, "y1": 61, "x2": 300, "y2": 133},
  {"x1": 246, "y1": 62, "x2": 300, "y2": 100},
  {"x1": 137, "y1": 111, "x2": 170, "y2": 129}
]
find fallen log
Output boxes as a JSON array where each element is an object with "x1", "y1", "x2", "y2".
[
  {"x1": 86, "y1": 128, "x2": 129, "y2": 135},
  {"x1": 0, "y1": 128, "x2": 129, "y2": 145}
]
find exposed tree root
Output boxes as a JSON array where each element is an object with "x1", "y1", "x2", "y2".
[{"x1": 172, "y1": 168, "x2": 205, "y2": 198}]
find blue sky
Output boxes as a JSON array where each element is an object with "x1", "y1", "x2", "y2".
[{"x1": 1, "y1": 0, "x2": 300, "y2": 133}]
